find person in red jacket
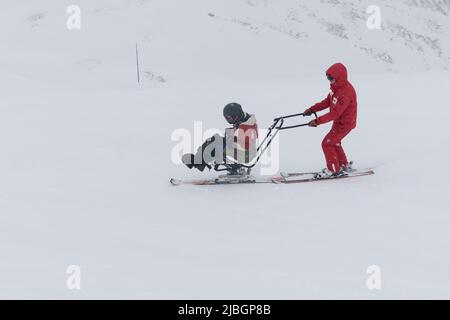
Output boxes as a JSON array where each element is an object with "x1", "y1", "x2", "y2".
[{"x1": 304, "y1": 62, "x2": 357, "y2": 177}]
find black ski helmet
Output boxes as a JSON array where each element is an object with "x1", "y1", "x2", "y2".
[{"x1": 223, "y1": 103, "x2": 244, "y2": 124}]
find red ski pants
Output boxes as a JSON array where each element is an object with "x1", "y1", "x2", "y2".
[{"x1": 321, "y1": 126, "x2": 353, "y2": 173}]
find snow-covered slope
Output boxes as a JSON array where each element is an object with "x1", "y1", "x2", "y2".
[
  {"x1": 0, "y1": 0, "x2": 449, "y2": 299},
  {"x1": 1, "y1": 0, "x2": 449, "y2": 85}
]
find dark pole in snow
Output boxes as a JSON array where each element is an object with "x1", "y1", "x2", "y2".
[{"x1": 136, "y1": 42, "x2": 140, "y2": 84}]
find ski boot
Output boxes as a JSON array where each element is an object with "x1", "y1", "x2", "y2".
[
  {"x1": 195, "y1": 163, "x2": 212, "y2": 172},
  {"x1": 181, "y1": 153, "x2": 195, "y2": 169},
  {"x1": 341, "y1": 161, "x2": 354, "y2": 174},
  {"x1": 313, "y1": 168, "x2": 334, "y2": 179},
  {"x1": 181, "y1": 153, "x2": 211, "y2": 172},
  {"x1": 313, "y1": 167, "x2": 348, "y2": 179}
]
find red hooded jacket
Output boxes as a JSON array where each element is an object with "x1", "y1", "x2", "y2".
[{"x1": 310, "y1": 63, "x2": 357, "y2": 130}]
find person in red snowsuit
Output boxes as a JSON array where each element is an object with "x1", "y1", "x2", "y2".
[{"x1": 304, "y1": 63, "x2": 357, "y2": 173}]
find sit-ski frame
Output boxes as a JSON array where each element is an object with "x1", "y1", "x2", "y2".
[{"x1": 213, "y1": 112, "x2": 317, "y2": 175}]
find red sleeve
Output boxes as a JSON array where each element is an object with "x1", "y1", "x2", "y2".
[
  {"x1": 316, "y1": 94, "x2": 350, "y2": 125},
  {"x1": 310, "y1": 94, "x2": 331, "y2": 113}
]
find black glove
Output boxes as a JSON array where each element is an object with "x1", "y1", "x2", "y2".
[
  {"x1": 303, "y1": 108, "x2": 313, "y2": 116},
  {"x1": 308, "y1": 119, "x2": 318, "y2": 127}
]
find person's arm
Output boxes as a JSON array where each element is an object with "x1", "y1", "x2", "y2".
[
  {"x1": 309, "y1": 94, "x2": 331, "y2": 113},
  {"x1": 316, "y1": 94, "x2": 350, "y2": 125}
]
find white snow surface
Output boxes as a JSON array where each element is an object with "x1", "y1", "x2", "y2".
[{"x1": 0, "y1": 0, "x2": 449, "y2": 299}]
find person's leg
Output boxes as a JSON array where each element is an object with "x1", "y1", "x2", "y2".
[
  {"x1": 335, "y1": 140, "x2": 349, "y2": 168},
  {"x1": 321, "y1": 131, "x2": 339, "y2": 173},
  {"x1": 202, "y1": 134, "x2": 225, "y2": 165},
  {"x1": 335, "y1": 127, "x2": 353, "y2": 168},
  {"x1": 321, "y1": 128, "x2": 352, "y2": 173},
  {"x1": 335, "y1": 143, "x2": 349, "y2": 168},
  {"x1": 183, "y1": 134, "x2": 224, "y2": 171}
]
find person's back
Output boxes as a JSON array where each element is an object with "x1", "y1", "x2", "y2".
[
  {"x1": 225, "y1": 112, "x2": 258, "y2": 164},
  {"x1": 327, "y1": 63, "x2": 357, "y2": 130},
  {"x1": 339, "y1": 81, "x2": 357, "y2": 129}
]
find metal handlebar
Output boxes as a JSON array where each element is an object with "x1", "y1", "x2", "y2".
[
  {"x1": 274, "y1": 112, "x2": 317, "y2": 130},
  {"x1": 213, "y1": 111, "x2": 317, "y2": 172}
]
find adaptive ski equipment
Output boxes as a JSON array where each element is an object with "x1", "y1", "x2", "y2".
[
  {"x1": 172, "y1": 111, "x2": 374, "y2": 186},
  {"x1": 212, "y1": 111, "x2": 318, "y2": 176},
  {"x1": 170, "y1": 168, "x2": 374, "y2": 186}
]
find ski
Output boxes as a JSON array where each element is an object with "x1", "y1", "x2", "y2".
[
  {"x1": 281, "y1": 168, "x2": 374, "y2": 178},
  {"x1": 171, "y1": 169, "x2": 374, "y2": 186},
  {"x1": 280, "y1": 171, "x2": 317, "y2": 178},
  {"x1": 276, "y1": 169, "x2": 375, "y2": 184},
  {"x1": 170, "y1": 175, "x2": 282, "y2": 186}
]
